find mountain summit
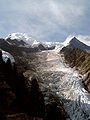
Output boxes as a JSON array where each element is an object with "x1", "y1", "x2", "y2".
[
  {"x1": 63, "y1": 37, "x2": 90, "y2": 52},
  {"x1": 5, "y1": 33, "x2": 40, "y2": 47}
]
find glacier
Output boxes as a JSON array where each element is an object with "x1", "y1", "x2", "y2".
[{"x1": 29, "y1": 49, "x2": 90, "y2": 120}]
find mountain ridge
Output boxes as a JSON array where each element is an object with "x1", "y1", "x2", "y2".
[
  {"x1": 4, "y1": 33, "x2": 90, "y2": 52},
  {"x1": 5, "y1": 33, "x2": 62, "y2": 49}
]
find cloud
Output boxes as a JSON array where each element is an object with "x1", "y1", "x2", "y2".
[
  {"x1": 77, "y1": 35, "x2": 90, "y2": 46},
  {"x1": 0, "y1": 0, "x2": 90, "y2": 44}
]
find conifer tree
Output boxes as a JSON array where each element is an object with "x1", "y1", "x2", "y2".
[{"x1": 29, "y1": 78, "x2": 45, "y2": 117}]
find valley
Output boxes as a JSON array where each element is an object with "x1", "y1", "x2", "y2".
[{"x1": 0, "y1": 34, "x2": 90, "y2": 120}]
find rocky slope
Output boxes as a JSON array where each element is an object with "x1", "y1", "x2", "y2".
[
  {"x1": 60, "y1": 37, "x2": 90, "y2": 92},
  {"x1": 61, "y1": 47, "x2": 90, "y2": 92}
]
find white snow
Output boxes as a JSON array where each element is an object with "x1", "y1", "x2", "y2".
[
  {"x1": 29, "y1": 49, "x2": 90, "y2": 120},
  {"x1": 5, "y1": 33, "x2": 62, "y2": 48},
  {"x1": 1, "y1": 49, "x2": 15, "y2": 63},
  {"x1": 63, "y1": 36, "x2": 74, "y2": 46},
  {"x1": 5, "y1": 33, "x2": 40, "y2": 47}
]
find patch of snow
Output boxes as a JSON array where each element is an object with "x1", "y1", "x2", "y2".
[{"x1": 1, "y1": 49, "x2": 15, "y2": 63}]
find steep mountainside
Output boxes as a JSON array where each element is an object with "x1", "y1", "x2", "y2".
[{"x1": 61, "y1": 37, "x2": 90, "y2": 92}]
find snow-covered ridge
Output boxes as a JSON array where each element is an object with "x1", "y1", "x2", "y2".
[
  {"x1": 5, "y1": 33, "x2": 40, "y2": 47},
  {"x1": 1, "y1": 49, "x2": 15, "y2": 63},
  {"x1": 5, "y1": 33, "x2": 90, "y2": 52},
  {"x1": 5, "y1": 33, "x2": 62, "y2": 48}
]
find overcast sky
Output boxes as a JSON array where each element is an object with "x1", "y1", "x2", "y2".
[{"x1": 0, "y1": 0, "x2": 90, "y2": 44}]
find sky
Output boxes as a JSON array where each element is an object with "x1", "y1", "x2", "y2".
[{"x1": 0, "y1": 0, "x2": 90, "y2": 45}]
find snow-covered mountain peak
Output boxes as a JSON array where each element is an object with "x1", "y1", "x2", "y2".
[
  {"x1": 63, "y1": 36, "x2": 78, "y2": 46},
  {"x1": 5, "y1": 33, "x2": 40, "y2": 47},
  {"x1": 6, "y1": 33, "x2": 32, "y2": 41},
  {"x1": 69, "y1": 37, "x2": 82, "y2": 44},
  {"x1": 63, "y1": 36, "x2": 90, "y2": 52}
]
